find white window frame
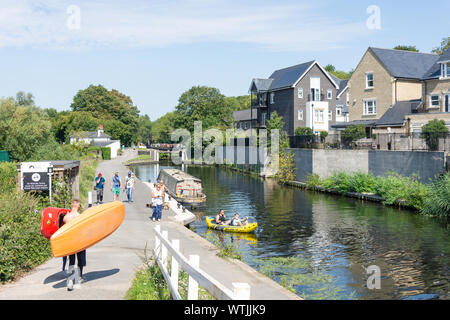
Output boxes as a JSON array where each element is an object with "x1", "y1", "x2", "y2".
[
  {"x1": 298, "y1": 88, "x2": 303, "y2": 99},
  {"x1": 363, "y1": 99, "x2": 377, "y2": 115},
  {"x1": 327, "y1": 89, "x2": 332, "y2": 100},
  {"x1": 314, "y1": 109, "x2": 324, "y2": 122},
  {"x1": 366, "y1": 72, "x2": 374, "y2": 89},
  {"x1": 270, "y1": 92, "x2": 275, "y2": 104},
  {"x1": 336, "y1": 107, "x2": 342, "y2": 116},
  {"x1": 262, "y1": 113, "x2": 266, "y2": 126},
  {"x1": 298, "y1": 109, "x2": 303, "y2": 121},
  {"x1": 328, "y1": 110, "x2": 332, "y2": 120},
  {"x1": 346, "y1": 92, "x2": 350, "y2": 106},
  {"x1": 430, "y1": 94, "x2": 440, "y2": 108}
]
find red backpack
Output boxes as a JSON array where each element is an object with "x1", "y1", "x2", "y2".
[{"x1": 40, "y1": 207, "x2": 70, "y2": 240}]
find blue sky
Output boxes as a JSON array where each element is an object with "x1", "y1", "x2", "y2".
[{"x1": 0, "y1": 0, "x2": 448, "y2": 121}]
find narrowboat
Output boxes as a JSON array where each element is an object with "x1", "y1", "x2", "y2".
[{"x1": 157, "y1": 169, "x2": 206, "y2": 208}]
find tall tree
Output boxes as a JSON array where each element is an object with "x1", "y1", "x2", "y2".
[
  {"x1": 70, "y1": 85, "x2": 141, "y2": 146},
  {"x1": 15, "y1": 91, "x2": 35, "y2": 106},
  {"x1": 174, "y1": 86, "x2": 233, "y2": 132}
]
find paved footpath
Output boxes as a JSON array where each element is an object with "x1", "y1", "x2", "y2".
[{"x1": 0, "y1": 150, "x2": 300, "y2": 300}]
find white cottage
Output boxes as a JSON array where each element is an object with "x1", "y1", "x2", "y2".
[{"x1": 70, "y1": 125, "x2": 121, "y2": 158}]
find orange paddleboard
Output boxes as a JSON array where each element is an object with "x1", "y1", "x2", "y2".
[{"x1": 50, "y1": 201, "x2": 125, "y2": 257}]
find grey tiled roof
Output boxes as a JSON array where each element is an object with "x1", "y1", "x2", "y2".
[
  {"x1": 70, "y1": 131, "x2": 111, "y2": 139},
  {"x1": 250, "y1": 78, "x2": 274, "y2": 92},
  {"x1": 337, "y1": 79, "x2": 349, "y2": 96},
  {"x1": 268, "y1": 61, "x2": 316, "y2": 90},
  {"x1": 375, "y1": 99, "x2": 421, "y2": 127},
  {"x1": 370, "y1": 47, "x2": 439, "y2": 79},
  {"x1": 233, "y1": 109, "x2": 258, "y2": 122},
  {"x1": 437, "y1": 48, "x2": 450, "y2": 63},
  {"x1": 331, "y1": 120, "x2": 377, "y2": 129},
  {"x1": 423, "y1": 48, "x2": 450, "y2": 79}
]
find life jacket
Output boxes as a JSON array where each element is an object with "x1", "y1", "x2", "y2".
[{"x1": 41, "y1": 207, "x2": 70, "y2": 240}]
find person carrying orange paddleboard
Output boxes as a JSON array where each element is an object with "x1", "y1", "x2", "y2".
[{"x1": 62, "y1": 198, "x2": 86, "y2": 291}]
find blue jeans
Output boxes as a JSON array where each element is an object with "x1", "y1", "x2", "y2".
[
  {"x1": 126, "y1": 188, "x2": 133, "y2": 202},
  {"x1": 152, "y1": 204, "x2": 162, "y2": 220}
]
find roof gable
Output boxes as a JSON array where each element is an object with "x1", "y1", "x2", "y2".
[
  {"x1": 369, "y1": 47, "x2": 439, "y2": 79},
  {"x1": 268, "y1": 61, "x2": 339, "y2": 91}
]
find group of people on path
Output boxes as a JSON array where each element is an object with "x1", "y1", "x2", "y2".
[
  {"x1": 94, "y1": 171, "x2": 135, "y2": 204},
  {"x1": 62, "y1": 170, "x2": 167, "y2": 291}
]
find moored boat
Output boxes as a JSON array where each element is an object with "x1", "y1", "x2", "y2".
[{"x1": 157, "y1": 169, "x2": 206, "y2": 208}]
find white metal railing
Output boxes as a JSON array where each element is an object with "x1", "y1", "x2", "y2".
[{"x1": 153, "y1": 225, "x2": 251, "y2": 300}]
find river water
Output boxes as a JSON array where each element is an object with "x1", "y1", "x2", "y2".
[{"x1": 131, "y1": 163, "x2": 449, "y2": 300}]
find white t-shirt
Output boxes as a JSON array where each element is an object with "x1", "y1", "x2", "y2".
[
  {"x1": 126, "y1": 177, "x2": 134, "y2": 188},
  {"x1": 153, "y1": 189, "x2": 163, "y2": 206}
]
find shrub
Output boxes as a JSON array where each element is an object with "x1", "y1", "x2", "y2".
[
  {"x1": 101, "y1": 147, "x2": 111, "y2": 160},
  {"x1": 421, "y1": 119, "x2": 449, "y2": 151},
  {"x1": 320, "y1": 131, "x2": 328, "y2": 143},
  {"x1": 295, "y1": 127, "x2": 314, "y2": 137},
  {"x1": 276, "y1": 151, "x2": 296, "y2": 184},
  {"x1": 421, "y1": 173, "x2": 450, "y2": 217},
  {"x1": 0, "y1": 162, "x2": 18, "y2": 193},
  {"x1": 0, "y1": 190, "x2": 52, "y2": 283},
  {"x1": 341, "y1": 125, "x2": 366, "y2": 144},
  {"x1": 306, "y1": 174, "x2": 322, "y2": 190}
]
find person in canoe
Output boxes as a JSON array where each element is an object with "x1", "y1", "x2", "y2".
[
  {"x1": 230, "y1": 213, "x2": 249, "y2": 227},
  {"x1": 215, "y1": 209, "x2": 230, "y2": 225}
]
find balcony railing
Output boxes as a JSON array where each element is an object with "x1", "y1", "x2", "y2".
[{"x1": 307, "y1": 93, "x2": 325, "y2": 102}]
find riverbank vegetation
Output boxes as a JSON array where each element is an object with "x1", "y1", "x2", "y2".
[
  {"x1": 126, "y1": 252, "x2": 214, "y2": 300},
  {"x1": 304, "y1": 171, "x2": 449, "y2": 217}
]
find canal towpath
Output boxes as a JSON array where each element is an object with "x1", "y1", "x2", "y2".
[{"x1": 0, "y1": 149, "x2": 300, "y2": 300}]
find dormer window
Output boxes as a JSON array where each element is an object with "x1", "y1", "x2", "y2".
[{"x1": 441, "y1": 63, "x2": 450, "y2": 78}]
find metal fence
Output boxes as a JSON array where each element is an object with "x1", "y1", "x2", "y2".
[{"x1": 290, "y1": 133, "x2": 450, "y2": 152}]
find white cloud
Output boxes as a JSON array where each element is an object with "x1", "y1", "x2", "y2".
[{"x1": 0, "y1": 0, "x2": 369, "y2": 52}]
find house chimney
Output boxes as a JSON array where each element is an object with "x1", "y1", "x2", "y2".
[{"x1": 98, "y1": 124, "x2": 104, "y2": 137}]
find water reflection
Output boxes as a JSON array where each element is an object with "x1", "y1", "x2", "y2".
[{"x1": 131, "y1": 163, "x2": 449, "y2": 300}]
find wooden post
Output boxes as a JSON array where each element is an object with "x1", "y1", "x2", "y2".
[
  {"x1": 232, "y1": 283, "x2": 251, "y2": 300},
  {"x1": 154, "y1": 225, "x2": 161, "y2": 258},
  {"x1": 188, "y1": 255, "x2": 199, "y2": 300},
  {"x1": 171, "y1": 239, "x2": 180, "y2": 293},
  {"x1": 161, "y1": 230, "x2": 168, "y2": 267},
  {"x1": 88, "y1": 191, "x2": 92, "y2": 207}
]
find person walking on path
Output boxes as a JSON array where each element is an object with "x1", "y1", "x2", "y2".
[
  {"x1": 62, "y1": 199, "x2": 87, "y2": 291},
  {"x1": 124, "y1": 171, "x2": 135, "y2": 203},
  {"x1": 94, "y1": 173, "x2": 105, "y2": 204},
  {"x1": 111, "y1": 172, "x2": 122, "y2": 201},
  {"x1": 151, "y1": 183, "x2": 164, "y2": 222}
]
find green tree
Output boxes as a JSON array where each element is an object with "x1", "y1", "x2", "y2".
[
  {"x1": 393, "y1": 45, "x2": 419, "y2": 52},
  {"x1": 432, "y1": 37, "x2": 450, "y2": 55},
  {"x1": 324, "y1": 64, "x2": 353, "y2": 80},
  {"x1": 70, "y1": 85, "x2": 141, "y2": 145},
  {"x1": 151, "y1": 112, "x2": 177, "y2": 143},
  {"x1": 173, "y1": 86, "x2": 233, "y2": 132},
  {"x1": 137, "y1": 114, "x2": 152, "y2": 146},
  {"x1": 0, "y1": 98, "x2": 52, "y2": 161},
  {"x1": 421, "y1": 119, "x2": 449, "y2": 151},
  {"x1": 266, "y1": 111, "x2": 289, "y2": 149},
  {"x1": 341, "y1": 125, "x2": 366, "y2": 145},
  {"x1": 15, "y1": 91, "x2": 35, "y2": 106}
]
